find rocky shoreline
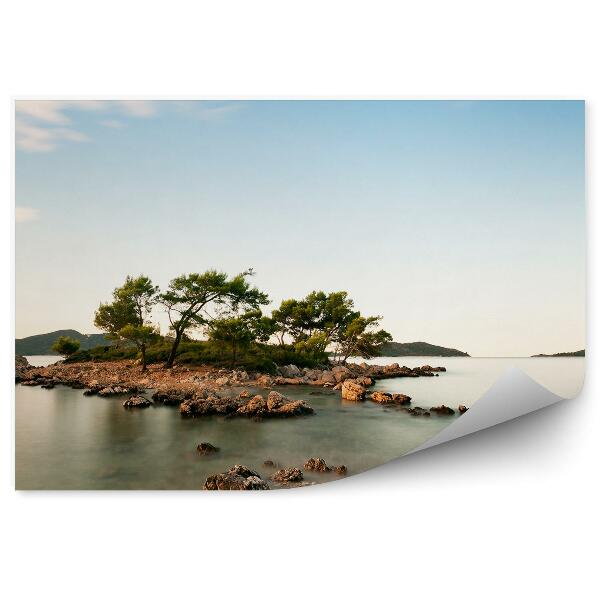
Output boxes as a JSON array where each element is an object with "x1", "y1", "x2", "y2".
[
  {"x1": 16, "y1": 355, "x2": 467, "y2": 489},
  {"x1": 15, "y1": 356, "x2": 452, "y2": 414}
]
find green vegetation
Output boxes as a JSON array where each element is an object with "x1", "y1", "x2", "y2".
[
  {"x1": 159, "y1": 269, "x2": 269, "y2": 368},
  {"x1": 94, "y1": 275, "x2": 159, "y2": 371},
  {"x1": 37, "y1": 270, "x2": 395, "y2": 372},
  {"x1": 51, "y1": 336, "x2": 81, "y2": 357},
  {"x1": 380, "y1": 341, "x2": 470, "y2": 357}
]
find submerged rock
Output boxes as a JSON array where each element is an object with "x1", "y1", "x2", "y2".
[
  {"x1": 197, "y1": 442, "x2": 219, "y2": 454},
  {"x1": 123, "y1": 395, "x2": 152, "y2": 408},
  {"x1": 303, "y1": 457, "x2": 347, "y2": 475},
  {"x1": 304, "y1": 457, "x2": 329, "y2": 472},
  {"x1": 203, "y1": 465, "x2": 270, "y2": 490},
  {"x1": 430, "y1": 405, "x2": 455, "y2": 415},
  {"x1": 271, "y1": 467, "x2": 303, "y2": 483}
]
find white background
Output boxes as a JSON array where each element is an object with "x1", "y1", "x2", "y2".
[{"x1": 1, "y1": 1, "x2": 597, "y2": 599}]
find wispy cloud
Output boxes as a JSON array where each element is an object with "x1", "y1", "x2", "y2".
[
  {"x1": 16, "y1": 205, "x2": 40, "y2": 223},
  {"x1": 174, "y1": 101, "x2": 243, "y2": 121},
  {"x1": 15, "y1": 100, "x2": 157, "y2": 152},
  {"x1": 15, "y1": 118, "x2": 89, "y2": 152}
]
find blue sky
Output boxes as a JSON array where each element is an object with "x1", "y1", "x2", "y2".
[{"x1": 15, "y1": 100, "x2": 585, "y2": 356}]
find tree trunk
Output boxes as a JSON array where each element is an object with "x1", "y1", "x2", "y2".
[
  {"x1": 140, "y1": 343, "x2": 147, "y2": 371},
  {"x1": 165, "y1": 331, "x2": 182, "y2": 368}
]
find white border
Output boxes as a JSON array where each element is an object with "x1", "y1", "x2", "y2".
[{"x1": 1, "y1": 2, "x2": 597, "y2": 599}]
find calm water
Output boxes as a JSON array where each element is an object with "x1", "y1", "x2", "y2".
[{"x1": 15, "y1": 356, "x2": 584, "y2": 490}]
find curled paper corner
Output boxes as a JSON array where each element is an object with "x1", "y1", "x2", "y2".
[{"x1": 408, "y1": 367, "x2": 567, "y2": 455}]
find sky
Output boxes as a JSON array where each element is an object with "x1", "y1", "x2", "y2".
[{"x1": 15, "y1": 100, "x2": 585, "y2": 356}]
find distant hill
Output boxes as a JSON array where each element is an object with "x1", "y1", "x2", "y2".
[
  {"x1": 531, "y1": 349, "x2": 585, "y2": 357},
  {"x1": 15, "y1": 329, "x2": 112, "y2": 355},
  {"x1": 379, "y1": 341, "x2": 470, "y2": 357}
]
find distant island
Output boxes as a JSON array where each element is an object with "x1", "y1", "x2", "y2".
[
  {"x1": 531, "y1": 350, "x2": 585, "y2": 357},
  {"x1": 379, "y1": 341, "x2": 470, "y2": 357},
  {"x1": 15, "y1": 329, "x2": 111, "y2": 355}
]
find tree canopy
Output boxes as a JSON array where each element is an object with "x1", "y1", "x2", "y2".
[
  {"x1": 159, "y1": 269, "x2": 269, "y2": 368},
  {"x1": 94, "y1": 275, "x2": 159, "y2": 371},
  {"x1": 52, "y1": 336, "x2": 81, "y2": 357}
]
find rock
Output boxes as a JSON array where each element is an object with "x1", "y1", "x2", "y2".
[
  {"x1": 239, "y1": 389, "x2": 251, "y2": 398},
  {"x1": 304, "y1": 457, "x2": 330, "y2": 472},
  {"x1": 180, "y1": 396, "x2": 242, "y2": 417},
  {"x1": 458, "y1": 405, "x2": 468, "y2": 414},
  {"x1": 355, "y1": 376, "x2": 373, "y2": 387},
  {"x1": 341, "y1": 380, "x2": 365, "y2": 401},
  {"x1": 203, "y1": 465, "x2": 270, "y2": 490},
  {"x1": 197, "y1": 442, "x2": 219, "y2": 454},
  {"x1": 263, "y1": 460, "x2": 275, "y2": 467},
  {"x1": 271, "y1": 467, "x2": 303, "y2": 483},
  {"x1": 98, "y1": 385, "x2": 136, "y2": 396},
  {"x1": 275, "y1": 400, "x2": 314, "y2": 416},
  {"x1": 256, "y1": 374, "x2": 274, "y2": 387},
  {"x1": 331, "y1": 365, "x2": 353, "y2": 382},
  {"x1": 237, "y1": 394, "x2": 267, "y2": 416},
  {"x1": 321, "y1": 371, "x2": 337, "y2": 384},
  {"x1": 266, "y1": 391, "x2": 286, "y2": 410},
  {"x1": 370, "y1": 391, "x2": 393, "y2": 403},
  {"x1": 279, "y1": 364, "x2": 302, "y2": 378},
  {"x1": 215, "y1": 376, "x2": 230, "y2": 386},
  {"x1": 15, "y1": 355, "x2": 31, "y2": 382},
  {"x1": 123, "y1": 395, "x2": 152, "y2": 408},
  {"x1": 152, "y1": 388, "x2": 195, "y2": 405},
  {"x1": 368, "y1": 390, "x2": 411, "y2": 405},
  {"x1": 304, "y1": 369, "x2": 323, "y2": 381},
  {"x1": 303, "y1": 457, "x2": 347, "y2": 475},
  {"x1": 430, "y1": 405, "x2": 455, "y2": 415},
  {"x1": 41, "y1": 383, "x2": 55, "y2": 389}
]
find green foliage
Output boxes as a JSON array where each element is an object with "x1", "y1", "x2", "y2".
[
  {"x1": 159, "y1": 269, "x2": 269, "y2": 368},
  {"x1": 51, "y1": 336, "x2": 81, "y2": 357},
  {"x1": 94, "y1": 275, "x2": 159, "y2": 370},
  {"x1": 333, "y1": 315, "x2": 393, "y2": 363}
]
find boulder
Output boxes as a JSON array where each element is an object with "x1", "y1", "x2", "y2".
[
  {"x1": 430, "y1": 405, "x2": 455, "y2": 415},
  {"x1": 271, "y1": 467, "x2": 303, "y2": 483},
  {"x1": 203, "y1": 465, "x2": 270, "y2": 490},
  {"x1": 331, "y1": 365, "x2": 353, "y2": 382},
  {"x1": 304, "y1": 369, "x2": 323, "y2": 381},
  {"x1": 256, "y1": 374, "x2": 274, "y2": 387},
  {"x1": 303, "y1": 457, "x2": 347, "y2": 475},
  {"x1": 266, "y1": 391, "x2": 286, "y2": 411},
  {"x1": 370, "y1": 391, "x2": 393, "y2": 403},
  {"x1": 197, "y1": 442, "x2": 219, "y2": 454},
  {"x1": 123, "y1": 395, "x2": 152, "y2": 408},
  {"x1": 180, "y1": 396, "x2": 242, "y2": 417},
  {"x1": 237, "y1": 395, "x2": 267, "y2": 416},
  {"x1": 275, "y1": 400, "x2": 314, "y2": 416},
  {"x1": 341, "y1": 380, "x2": 365, "y2": 401},
  {"x1": 279, "y1": 364, "x2": 302, "y2": 378},
  {"x1": 321, "y1": 371, "x2": 337, "y2": 384},
  {"x1": 15, "y1": 355, "x2": 31, "y2": 382},
  {"x1": 304, "y1": 457, "x2": 330, "y2": 472},
  {"x1": 392, "y1": 393, "x2": 412, "y2": 405}
]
